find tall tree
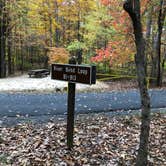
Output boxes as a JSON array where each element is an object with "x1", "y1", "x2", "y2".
[
  {"x1": 6, "y1": 0, "x2": 17, "y2": 75},
  {"x1": 0, "y1": 0, "x2": 7, "y2": 78},
  {"x1": 147, "y1": 0, "x2": 166, "y2": 86},
  {"x1": 123, "y1": 1, "x2": 151, "y2": 165},
  {"x1": 156, "y1": 0, "x2": 166, "y2": 86}
]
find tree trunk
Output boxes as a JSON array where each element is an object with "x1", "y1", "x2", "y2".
[
  {"x1": 150, "y1": 56, "x2": 157, "y2": 85},
  {"x1": 150, "y1": 0, "x2": 166, "y2": 86},
  {"x1": 123, "y1": 1, "x2": 151, "y2": 165},
  {"x1": 156, "y1": 0, "x2": 166, "y2": 86},
  {"x1": 145, "y1": 7, "x2": 152, "y2": 39},
  {"x1": 19, "y1": 35, "x2": 24, "y2": 74},
  {"x1": 49, "y1": 16, "x2": 53, "y2": 47},
  {"x1": 55, "y1": 0, "x2": 60, "y2": 47},
  {"x1": 7, "y1": 36, "x2": 12, "y2": 75},
  {"x1": 0, "y1": 0, "x2": 6, "y2": 78},
  {"x1": 145, "y1": 7, "x2": 152, "y2": 82},
  {"x1": 47, "y1": 0, "x2": 53, "y2": 47},
  {"x1": 161, "y1": 47, "x2": 166, "y2": 85},
  {"x1": 7, "y1": 24, "x2": 13, "y2": 75},
  {"x1": 5, "y1": 0, "x2": 13, "y2": 76}
]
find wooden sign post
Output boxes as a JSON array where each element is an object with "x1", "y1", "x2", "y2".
[
  {"x1": 51, "y1": 58, "x2": 96, "y2": 149},
  {"x1": 67, "y1": 58, "x2": 76, "y2": 150}
]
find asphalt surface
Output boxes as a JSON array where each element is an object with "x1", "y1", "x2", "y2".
[{"x1": 0, "y1": 89, "x2": 166, "y2": 118}]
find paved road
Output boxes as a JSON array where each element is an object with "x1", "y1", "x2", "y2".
[{"x1": 0, "y1": 89, "x2": 166, "y2": 118}]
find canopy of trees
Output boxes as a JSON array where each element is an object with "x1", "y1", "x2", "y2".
[{"x1": 0, "y1": 0, "x2": 165, "y2": 86}]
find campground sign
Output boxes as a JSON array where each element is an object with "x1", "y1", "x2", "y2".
[
  {"x1": 51, "y1": 64, "x2": 96, "y2": 84},
  {"x1": 51, "y1": 62, "x2": 96, "y2": 150}
]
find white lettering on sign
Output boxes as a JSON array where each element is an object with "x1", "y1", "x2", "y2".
[
  {"x1": 77, "y1": 68, "x2": 88, "y2": 75},
  {"x1": 52, "y1": 64, "x2": 96, "y2": 84},
  {"x1": 63, "y1": 74, "x2": 68, "y2": 80},
  {"x1": 69, "y1": 75, "x2": 76, "y2": 81},
  {"x1": 65, "y1": 67, "x2": 75, "y2": 73},
  {"x1": 63, "y1": 74, "x2": 76, "y2": 81},
  {"x1": 54, "y1": 66, "x2": 63, "y2": 71}
]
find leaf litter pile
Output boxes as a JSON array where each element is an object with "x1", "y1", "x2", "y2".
[{"x1": 0, "y1": 113, "x2": 165, "y2": 165}]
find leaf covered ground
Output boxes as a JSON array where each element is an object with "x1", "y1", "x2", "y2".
[{"x1": 0, "y1": 113, "x2": 165, "y2": 166}]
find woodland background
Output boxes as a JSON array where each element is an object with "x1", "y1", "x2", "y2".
[
  {"x1": 0, "y1": 0, "x2": 165, "y2": 87},
  {"x1": 0, "y1": 1, "x2": 165, "y2": 165}
]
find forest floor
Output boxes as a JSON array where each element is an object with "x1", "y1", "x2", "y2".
[{"x1": 0, "y1": 112, "x2": 165, "y2": 165}]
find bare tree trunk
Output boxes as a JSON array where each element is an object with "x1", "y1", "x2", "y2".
[{"x1": 123, "y1": 1, "x2": 151, "y2": 165}]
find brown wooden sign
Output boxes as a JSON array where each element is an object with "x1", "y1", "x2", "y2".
[{"x1": 51, "y1": 64, "x2": 96, "y2": 84}]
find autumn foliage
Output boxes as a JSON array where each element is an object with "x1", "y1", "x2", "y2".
[
  {"x1": 1, "y1": 0, "x2": 163, "y2": 77},
  {"x1": 47, "y1": 47, "x2": 69, "y2": 64},
  {"x1": 91, "y1": 40, "x2": 133, "y2": 66},
  {"x1": 91, "y1": 0, "x2": 134, "y2": 66}
]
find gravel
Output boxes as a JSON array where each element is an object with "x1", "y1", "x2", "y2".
[{"x1": 0, "y1": 75, "x2": 109, "y2": 93}]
